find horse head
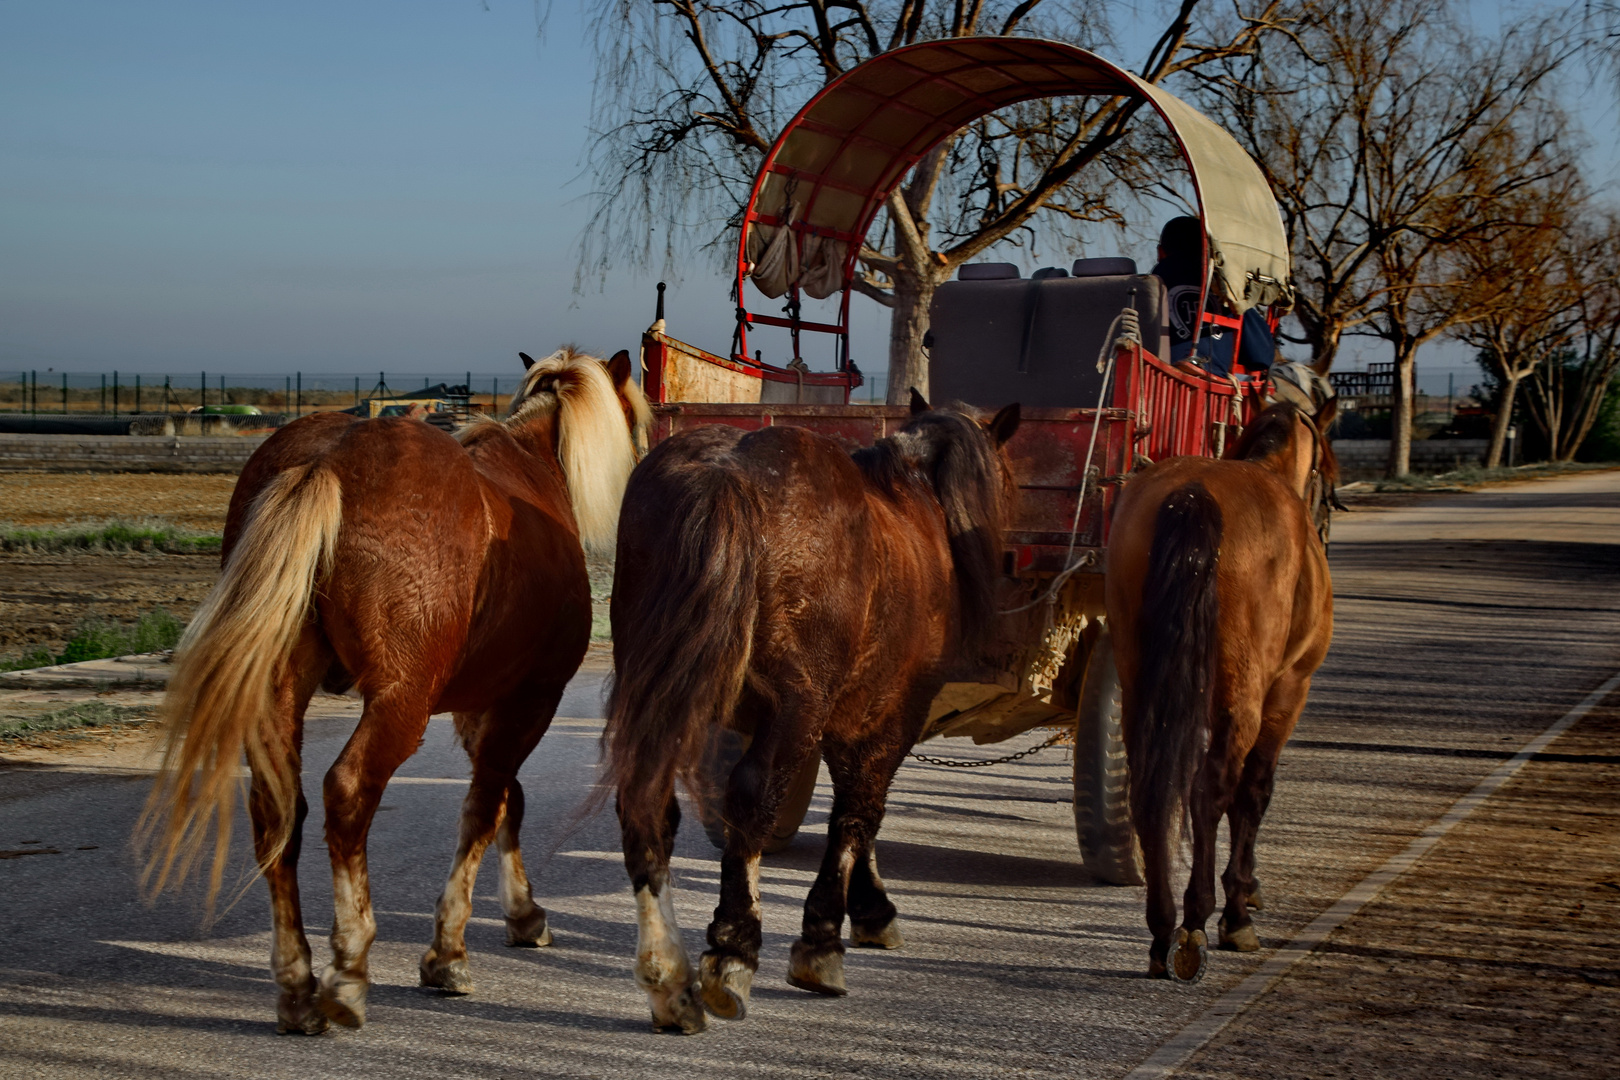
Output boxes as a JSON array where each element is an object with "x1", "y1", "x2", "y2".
[
  {"x1": 893, "y1": 390, "x2": 1022, "y2": 649},
  {"x1": 1234, "y1": 393, "x2": 1340, "y2": 546}
]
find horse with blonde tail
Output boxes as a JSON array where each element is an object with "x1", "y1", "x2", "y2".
[
  {"x1": 1107, "y1": 390, "x2": 1337, "y2": 983},
  {"x1": 141, "y1": 347, "x2": 650, "y2": 1034}
]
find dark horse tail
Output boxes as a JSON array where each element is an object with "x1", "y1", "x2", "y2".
[
  {"x1": 602, "y1": 457, "x2": 763, "y2": 839},
  {"x1": 1127, "y1": 482, "x2": 1223, "y2": 852}
]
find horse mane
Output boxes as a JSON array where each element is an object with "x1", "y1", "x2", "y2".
[
  {"x1": 1232, "y1": 401, "x2": 1303, "y2": 463},
  {"x1": 460, "y1": 346, "x2": 641, "y2": 552},
  {"x1": 856, "y1": 406, "x2": 1012, "y2": 652},
  {"x1": 1233, "y1": 398, "x2": 1343, "y2": 516}
]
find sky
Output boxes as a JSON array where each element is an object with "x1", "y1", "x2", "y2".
[{"x1": 2, "y1": 1, "x2": 1614, "y2": 393}]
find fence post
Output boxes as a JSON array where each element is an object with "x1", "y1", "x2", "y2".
[
  {"x1": 30, "y1": 369, "x2": 36, "y2": 417},
  {"x1": 101, "y1": 374, "x2": 107, "y2": 414},
  {"x1": 164, "y1": 375, "x2": 172, "y2": 415},
  {"x1": 354, "y1": 376, "x2": 359, "y2": 408},
  {"x1": 201, "y1": 371, "x2": 206, "y2": 411},
  {"x1": 296, "y1": 372, "x2": 301, "y2": 417},
  {"x1": 62, "y1": 372, "x2": 68, "y2": 414},
  {"x1": 113, "y1": 370, "x2": 119, "y2": 417},
  {"x1": 136, "y1": 374, "x2": 141, "y2": 414}
]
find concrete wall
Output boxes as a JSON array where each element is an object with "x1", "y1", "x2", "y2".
[
  {"x1": 1332, "y1": 438, "x2": 1488, "y2": 477},
  {"x1": 0, "y1": 433, "x2": 268, "y2": 473}
]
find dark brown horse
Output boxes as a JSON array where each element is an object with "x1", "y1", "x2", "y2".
[
  {"x1": 1106, "y1": 397, "x2": 1337, "y2": 982},
  {"x1": 142, "y1": 348, "x2": 650, "y2": 1033},
  {"x1": 602, "y1": 392, "x2": 1020, "y2": 1032}
]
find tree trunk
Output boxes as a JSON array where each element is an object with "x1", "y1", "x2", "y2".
[
  {"x1": 1386, "y1": 343, "x2": 1418, "y2": 478},
  {"x1": 885, "y1": 269, "x2": 936, "y2": 405},
  {"x1": 1485, "y1": 373, "x2": 1521, "y2": 468}
]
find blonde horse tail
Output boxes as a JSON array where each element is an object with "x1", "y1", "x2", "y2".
[{"x1": 139, "y1": 462, "x2": 343, "y2": 916}]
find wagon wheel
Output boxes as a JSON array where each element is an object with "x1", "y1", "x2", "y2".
[
  {"x1": 698, "y1": 728, "x2": 820, "y2": 855},
  {"x1": 1072, "y1": 625, "x2": 1145, "y2": 885}
]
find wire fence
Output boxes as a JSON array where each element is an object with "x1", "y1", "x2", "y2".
[{"x1": 0, "y1": 371, "x2": 526, "y2": 416}]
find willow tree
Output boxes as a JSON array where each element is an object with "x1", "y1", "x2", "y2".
[{"x1": 579, "y1": 0, "x2": 1286, "y2": 403}]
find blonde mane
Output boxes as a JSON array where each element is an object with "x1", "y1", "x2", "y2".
[{"x1": 466, "y1": 347, "x2": 644, "y2": 553}]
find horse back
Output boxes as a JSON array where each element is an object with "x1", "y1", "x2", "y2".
[{"x1": 1109, "y1": 456, "x2": 1331, "y2": 696}]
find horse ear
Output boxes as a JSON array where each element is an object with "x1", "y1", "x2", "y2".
[
  {"x1": 909, "y1": 387, "x2": 931, "y2": 415},
  {"x1": 605, "y1": 349, "x2": 633, "y2": 389},
  {"x1": 987, "y1": 403, "x2": 1021, "y2": 446},
  {"x1": 1315, "y1": 395, "x2": 1338, "y2": 433},
  {"x1": 519, "y1": 352, "x2": 536, "y2": 370}
]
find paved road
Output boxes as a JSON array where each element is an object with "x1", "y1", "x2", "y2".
[{"x1": 2, "y1": 471, "x2": 1617, "y2": 1078}]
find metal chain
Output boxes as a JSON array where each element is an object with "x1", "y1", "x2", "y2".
[{"x1": 908, "y1": 730, "x2": 1067, "y2": 768}]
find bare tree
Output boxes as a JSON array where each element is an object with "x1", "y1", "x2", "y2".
[
  {"x1": 1355, "y1": 14, "x2": 1572, "y2": 476},
  {"x1": 1193, "y1": 0, "x2": 1412, "y2": 371},
  {"x1": 1450, "y1": 191, "x2": 1586, "y2": 468},
  {"x1": 580, "y1": 0, "x2": 1287, "y2": 403},
  {"x1": 1522, "y1": 214, "x2": 1620, "y2": 460}
]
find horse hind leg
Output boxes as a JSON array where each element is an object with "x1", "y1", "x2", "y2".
[
  {"x1": 699, "y1": 731, "x2": 819, "y2": 1021},
  {"x1": 848, "y1": 844, "x2": 902, "y2": 949},
  {"x1": 788, "y1": 733, "x2": 908, "y2": 998},
  {"x1": 496, "y1": 778, "x2": 552, "y2": 947},
  {"x1": 421, "y1": 689, "x2": 562, "y2": 994},
  {"x1": 253, "y1": 635, "x2": 327, "y2": 1034},
  {"x1": 317, "y1": 686, "x2": 435, "y2": 1028},
  {"x1": 622, "y1": 793, "x2": 704, "y2": 1034}
]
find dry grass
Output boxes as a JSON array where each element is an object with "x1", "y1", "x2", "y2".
[{"x1": 0, "y1": 472, "x2": 237, "y2": 531}]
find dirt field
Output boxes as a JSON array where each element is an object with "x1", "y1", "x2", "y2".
[{"x1": 0, "y1": 471, "x2": 237, "y2": 531}]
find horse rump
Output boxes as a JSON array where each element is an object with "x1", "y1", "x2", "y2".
[
  {"x1": 1126, "y1": 481, "x2": 1223, "y2": 849},
  {"x1": 602, "y1": 436, "x2": 763, "y2": 843}
]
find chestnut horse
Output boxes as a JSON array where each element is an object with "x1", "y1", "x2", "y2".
[
  {"x1": 1106, "y1": 397, "x2": 1338, "y2": 982},
  {"x1": 142, "y1": 347, "x2": 650, "y2": 1033},
  {"x1": 602, "y1": 392, "x2": 1020, "y2": 1033}
]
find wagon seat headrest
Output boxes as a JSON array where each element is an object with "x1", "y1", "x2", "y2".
[
  {"x1": 1072, "y1": 257, "x2": 1137, "y2": 277},
  {"x1": 958, "y1": 263, "x2": 1020, "y2": 281}
]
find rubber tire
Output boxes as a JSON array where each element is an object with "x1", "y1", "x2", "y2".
[
  {"x1": 699, "y1": 729, "x2": 820, "y2": 855},
  {"x1": 1072, "y1": 626, "x2": 1145, "y2": 885}
]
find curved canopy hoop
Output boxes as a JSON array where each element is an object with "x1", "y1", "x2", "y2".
[{"x1": 739, "y1": 36, "x2": 1291, "y2": 319}]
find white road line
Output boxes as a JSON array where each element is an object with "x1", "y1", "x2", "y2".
[{"x1": 1126, "y1": 667, "x2": 1620, "y2": 1080}]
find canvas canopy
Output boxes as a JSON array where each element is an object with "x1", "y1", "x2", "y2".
[{"x1": 743, "y1": 36, "x2": 1291, "y2": 314}]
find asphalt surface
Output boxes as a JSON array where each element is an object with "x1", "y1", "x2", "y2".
[{"x1": 1, "y1": 470, "x2": 1617, "y2": 1079}]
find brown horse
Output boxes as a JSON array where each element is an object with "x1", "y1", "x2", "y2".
[
  {"x1": 602, "y1": 392, "x2": 1020, "y2": 1033},
  {"x1": 141, "y1": 347, "x2": 650, "y2": 1033},
  {"x1": 1106, "y1": 397, "x2": 1337, "y2": 982}
]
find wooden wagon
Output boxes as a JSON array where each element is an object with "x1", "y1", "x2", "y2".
[{"x1": 637, "y1": 38, "x2": 1291, "y2": 884}]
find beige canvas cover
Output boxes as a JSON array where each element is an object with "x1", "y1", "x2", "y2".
[{"x1": 744, "y1": 37, "x2": 1291, "y2": 314}]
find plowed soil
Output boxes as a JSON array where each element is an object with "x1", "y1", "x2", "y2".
[{"x1": 0, "y1": 473, "x2": 231, "y2": 657}]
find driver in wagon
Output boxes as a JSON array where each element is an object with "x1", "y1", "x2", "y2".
[{"x1": 1153, "y1": 215, "x2": 1279, "y2": 379}]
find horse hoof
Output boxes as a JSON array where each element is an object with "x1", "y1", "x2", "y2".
[
  {"x1": 275, "y1": 987, "x2": 330, "y2": 1035},
  {"x1": 315, "y1": 967, "x2": 368, "y2": 1028},
  {"x1": 851, "y1": 919, "x2": 904, "y2": 950},
  {"x1": 1247, "y1": 881, "x2": 1265, "y2": 911},
  {"x1": 787, "y1": 941, "x2": 848, "y2": 997},
  {"x1": 419, "y1": 949, "x2": 475, "y2": 995},
  {"x1": 506, "y1": 908, "x2": 553, "y2": 948},
  {"x1": 1166, "y1": 928, "x2": 1208, "y2": 984},
  {"x1": 699, "y1": 952, "x2": 753, "y2": 1021},
  {"x1": 649, "y1": 981, "x2": 707, "y2": 1034},
  {"x1": 1218, "y1": 916, "x2": 1260, "y2": 953}
]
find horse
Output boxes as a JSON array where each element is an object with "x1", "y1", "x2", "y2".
[
  {"x1": 1105, "y1": 395, "x2": 1337, "y2": 983},
  {"x1": 141, "y1": 347, "x2": 651, "y2": 1033},
  {"x1": 601, "y1": 391, "x2": 1020, "y2": 1033}
]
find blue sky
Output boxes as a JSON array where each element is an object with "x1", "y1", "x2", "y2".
[{"x1": 2, "y1": 1, "x2": 1613, "y2": 393}]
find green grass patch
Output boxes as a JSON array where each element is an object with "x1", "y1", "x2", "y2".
[
  {"x1": 0, "y1": 607, "x2": 186, "y2": 671},
  {"x1": 0, "y1": 701, "x2": 155, "y2": 740},
  {"x1": 1372, "y1": 460, "x2": 1615, "y2": 493},
  {"x1": 0, "y1": 518, "x2": 222, "y2": 555}
]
